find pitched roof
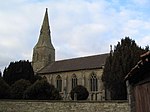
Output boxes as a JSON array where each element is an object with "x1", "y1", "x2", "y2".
[
  {"x1": 125, "y1": 51, "x2": 150, "y2": 82},
  {"x1": 38, "y1": 53, "x2": 109, "y2": 74}
]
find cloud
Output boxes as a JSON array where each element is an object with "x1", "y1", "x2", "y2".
[
  {"x1": 0, "y1": 0, "x2": 150, "y2": 72},
  {"x1": 132, "y1": 0, "x2": 150, "y2": 6}
]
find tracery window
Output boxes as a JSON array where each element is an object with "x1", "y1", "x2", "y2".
[
  {"x1": 90, "y1": 73, "x2": 98, "y2": 92},
  {"x1": 72, "y1": 74, "x2": 78, "y2": 89},
  {"x1": 56, "y1": 75, "x2": 62, "y2": 92}
]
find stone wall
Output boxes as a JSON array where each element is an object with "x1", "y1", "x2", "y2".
[
  {"x1": 44, "y1": 69, "x2": 105, "y2": 101},
  {"x1": 0, "y1": 100, "x2": 129, "y2": 112},
  {"x1": 126, "y1": 80, "x2": 135, "y2": 112}
]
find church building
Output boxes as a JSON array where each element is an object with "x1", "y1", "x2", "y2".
[{"x1": 32, "y1": 8, "x2": 109, "y2": 101}]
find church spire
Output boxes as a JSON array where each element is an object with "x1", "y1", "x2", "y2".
[
  {"x1": 32, "y1": 8, "x2": 55, "y2": 72},
  {"x1": 36, "y1": 8, "x2": 54, "y2": 49}
]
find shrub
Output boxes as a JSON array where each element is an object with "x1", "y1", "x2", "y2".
[
  {"x1": 11, "y1": 79, "x2": 31, "y2": 99},
  {"x1": 70, "y1": 85, "x2": 89, "y2": 100},
  {"x1": 23, "y1": 79, "x2": 62, "y2": 100},
  {"x1": 0, "y1": 77, "x2": 10, "y2": 99},
  {"x1": 31, "y1": 75, "x2": 42, "y2": 83}
]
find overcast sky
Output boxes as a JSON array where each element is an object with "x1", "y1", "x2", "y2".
[{"x1": 0, "y1": 0, "x2": 150, "y2": 71}]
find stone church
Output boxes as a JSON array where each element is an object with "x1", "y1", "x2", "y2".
[{"x1": 32, "y1": 8, "x2": 108, "y2": 101}]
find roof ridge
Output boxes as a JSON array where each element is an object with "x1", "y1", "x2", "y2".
[{"x1": 56, "y1": 53, "x2": 109, "y2": 62}]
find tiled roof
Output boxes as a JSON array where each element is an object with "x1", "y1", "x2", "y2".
[{"x1": 38, "y1": 53, "x2": 109, "y2": 74}]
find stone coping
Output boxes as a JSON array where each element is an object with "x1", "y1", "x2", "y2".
[{"x1": 0, "y1": 99, "x2": 128, "y2": 103}]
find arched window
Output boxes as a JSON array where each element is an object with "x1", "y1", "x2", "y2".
[
  {"x1": 90, "y1": 73, "x2": 98, "y2": 92},
  {"x1": 72, "y1": 74, "x2": 77, "y2": 89},
  {"x1": 56, "y1": 75, "x2": 62, "y2": 92}
]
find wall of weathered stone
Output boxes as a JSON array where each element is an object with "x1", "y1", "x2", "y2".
[
  {"x1": 0, "y1": 100, "x2": 129, "y2": 112},
  {"x1": 44, "y1": 69, "x2": 105, "y2": 101},
  {"x1": 126, "y1": 80, "x2": 135, "y2": 112}
]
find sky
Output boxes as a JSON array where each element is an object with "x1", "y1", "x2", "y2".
[{"x1": 0, "y1": 0, "x2": 150, "y2": 72}]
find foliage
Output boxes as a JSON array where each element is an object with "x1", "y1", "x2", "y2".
[
  {"x1": 0, "y1": 77, "x2": 10, "y2": 99},
  {"x1": 102, "y1": 37, "x2": 147, "y2": 100},
  {"x1": 23, "y1": 79, "x2": 62, "y2": 100},
  {"x1": 3, "y1": 60, "x2": 34, "y2": 85},
  {"x1": 11, "y1": 79, "x2": 31, "y2": 99},
  {"x1": 0, "y1": 70, "x2": 1, "y2": 77},
  {"x1": 70, "y1": 85, "x2": 89, "y2": 100},
  {"x1": 32, "y1": 75, "x2": 43, "y2": 83}
]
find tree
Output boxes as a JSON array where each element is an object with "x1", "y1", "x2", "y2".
[
  {"x1": 11, "y1": 79, "x2": 31, "y2": 99},
  {"x1": 0, "y1": 70, "x2": 2, "y2": 77},
  {"x1": 0, "y1": 77, "x2": 10, "y2": 99},
  {"x1": 102, "y1": 37, "x2": 147, "y2": 100},
  {"x1": 32, "y1": 75, "x2": 43, "y2": 83},
  {"x1": 23, "y1": 79, "x2": 62, "y2": 100},
  {"x1": 3, "y1": 60, "x2": 34, "y2": 85},
  {"x1": 70, "y1": 85, "x2": 89, "y2": 100}
]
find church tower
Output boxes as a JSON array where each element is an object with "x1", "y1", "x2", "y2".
[{"x1": 32, "y1": 8, "x2": 55, "y2": 72}]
